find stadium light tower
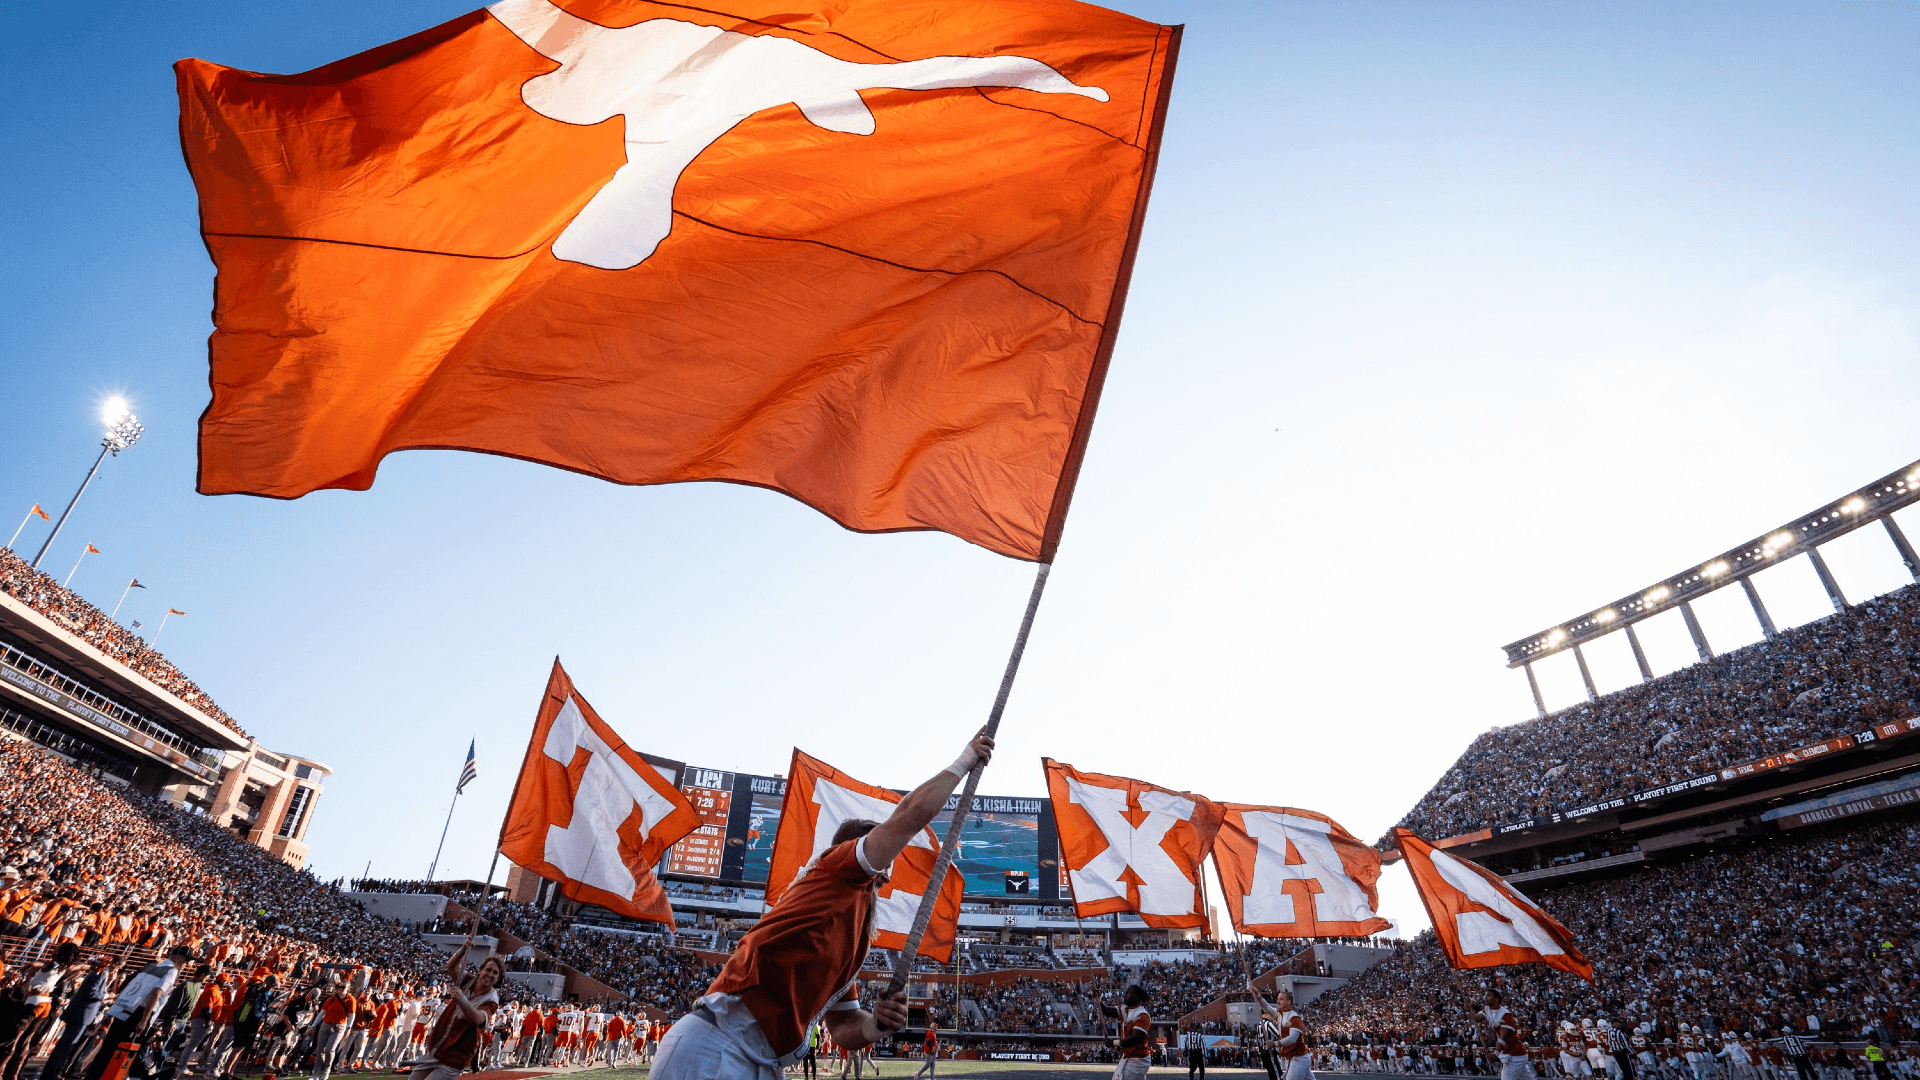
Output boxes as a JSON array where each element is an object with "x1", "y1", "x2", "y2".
[{"x1": 32, "y1": 398, "x2": 144, "y2": 571}]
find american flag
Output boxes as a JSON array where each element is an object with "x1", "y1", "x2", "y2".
[{"x1": 456, "y1": 739, "x2": 478, "y2": 794}]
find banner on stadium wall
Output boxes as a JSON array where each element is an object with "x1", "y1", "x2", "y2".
[
  {"x1": 1476, "y1": 714, "x2": 1920, "y2": 842},
  {"x1": 1764, "y1": 770, "x2": 1920, "y2": 830}
]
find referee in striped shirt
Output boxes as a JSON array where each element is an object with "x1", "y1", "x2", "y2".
[{"x1": 1780, "y1": 1030, "x2": 1816, "y2": 1080}]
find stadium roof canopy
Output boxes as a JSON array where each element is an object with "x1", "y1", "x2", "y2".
[{"x1": 1502, "y1": 458, "x2": 1920, "y2": 687}]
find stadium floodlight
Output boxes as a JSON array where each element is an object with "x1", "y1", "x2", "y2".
[
  {"x1": 31, "y1": 398, "x2": 145, "y2": 571},
  {"x1": 1503, "y1": 457, "x2": 1920, "y2": 669}
]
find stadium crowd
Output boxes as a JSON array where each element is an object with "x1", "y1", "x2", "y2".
[
  {"x1": 0, "y1": 738, "x2": 439, "y2": 977},
  {"x1": 1398, "y1": 583, "x2": 1920, "y2": 839},
  {"x1": 0, "y1": 548, "x2": 245, "y2": 736},
  {"x1": 1315, "y1": 809, "x2": 1920, "y2": 1051}
]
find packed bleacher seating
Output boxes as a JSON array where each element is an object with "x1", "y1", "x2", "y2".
[
  {"x1": 970, "y1": 976, "x2": 1078, "y2": 1033},
  {"x1": 0, "y1": 548, "x2": 246, "y2": 736},
  {"x1": 1396, "y1": 583, "x2": 1920, "y2": 840},
  {"x1": 0, "y1": 737, "x2": 438, "y2": 973},
  {"x1": 1317, "y1": 809, "x2": 1920, "y2": 1047},
  {"x1": 478, "y1": 896, "x2": 718, "y2": 1013}
]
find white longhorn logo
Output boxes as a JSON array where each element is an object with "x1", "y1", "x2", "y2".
[
  {"x1": 541, "y1": 695, "x2": 679, "y2": 898},
  {"x1": 487, "y1": 0, "x2": 1109, "y2": 270}
]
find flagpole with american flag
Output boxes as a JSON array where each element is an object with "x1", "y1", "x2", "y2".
[{"x1": 426, "y1": 739, "x2": 477, "y2": 882}]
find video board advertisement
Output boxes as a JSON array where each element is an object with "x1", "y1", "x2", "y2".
[
  {"x1": 665, "y1": 773, "x2": 1057, "y2": 899},
  {"x1": 931, "y1": 794, "x2": 1046, "y2": 896}
]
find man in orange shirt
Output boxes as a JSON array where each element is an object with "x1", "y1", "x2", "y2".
[
  {"x1": 518, "y1": 1006, "x2": 544, "y2": 1067},
  {"x1": 310, "y1": 978, "x2": 358, "y2": 1080},
  {"x1": 651, "y1": 730, "x2": 992, "y2": 1080},
  {"x1": 1098, "y1": 985, "x2": 1154, "y2": 1080},
  {"x1": 173, "y1": 966, "x2": 227, "y2": 1076}
]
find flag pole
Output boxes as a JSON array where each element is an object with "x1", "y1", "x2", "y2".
[
  {"x1": 886, "y1": 561, "x2": 1051, "y2": 995},
  {"x1": 6, "y1": 507, "x2": 41, "y2": 551},
  {"x1": 427, "y1": 788, "x2": 460, "y2": 882},
  {"x1": 111, "y1": 579, "x2": 140, "y2": 621}
]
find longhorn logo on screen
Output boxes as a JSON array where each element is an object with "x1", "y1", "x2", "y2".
[
  {"x1": 487, "y1": 0, "x2": 1109, "y2": 270},
  {"x1": 541, "y1": 696, "x2": 679, "y2": 897}
]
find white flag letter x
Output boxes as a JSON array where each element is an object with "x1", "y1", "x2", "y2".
[{"x1": 1065, "y1": 777, "x2": 1197, "y2": 917}]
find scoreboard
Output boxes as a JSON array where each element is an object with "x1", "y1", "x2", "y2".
[
  {"x1": 664, "y1": 770, "x2": 1063, "y2": 900},
  {"x1": 667, "y1": 766, "x2": 734, "y2": 878}
]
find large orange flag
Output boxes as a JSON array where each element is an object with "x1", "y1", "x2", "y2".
[
  {"x1": 1212, "y1": 805, "x2": 1390, "y2": 939},
  {"x1": 1394, "y1": 829, "x2": 1592, "y2": 980},
  {"x1": 498, "y1": 660, "x2": 699, "y2": 923},
  {"x1": 1042, "y1": 758, "x2": 1222, "y2": 929},
  {"x1": 176, "y1": 0, "x2": 1179, "y2": 561},
  {"x1": 764, "y1": 749, "x2": 964, "y2": 961}
]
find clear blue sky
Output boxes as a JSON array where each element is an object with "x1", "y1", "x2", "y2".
[{"x1": 1, "y1": 0, "x2": 1916, "y2": 934}]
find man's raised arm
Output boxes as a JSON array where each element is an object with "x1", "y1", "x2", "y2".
[{"x1": 861, "y1": 729, "x2": 995, "y2": 871}]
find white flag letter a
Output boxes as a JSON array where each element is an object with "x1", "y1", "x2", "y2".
[
  {"x1": 1065, "y1": 778, "x2": 1197, "y2": 917},
  {"x1": 541, "y1": 697, "x2": 677, "y2": 898},
  {"x1": 1241, "y1": 812, "x2": 1381, "y2": 926}
]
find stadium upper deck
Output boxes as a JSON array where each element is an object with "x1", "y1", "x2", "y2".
[{"x1": 1389, "y1": 460, "x2": 1920, "y2": 885}]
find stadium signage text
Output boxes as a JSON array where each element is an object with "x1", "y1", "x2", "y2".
[
  {"x1": 0, "y1": 664, "x2": 213, "y2": 779},
  {"x1": 985, "y1": 1052, "x2": 1054, "y2": 1061},
  {"x1": 1776, "y1": 786, "x2": 1920, "y2": 830},
  {"x1": 941, "y1": 794, "x2": 1044, "y2": 814},
  {"x1": 1478, "y1": 714, "x2": 1920, "y2": 842}
]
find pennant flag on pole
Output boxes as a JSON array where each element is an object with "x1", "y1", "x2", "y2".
[
  {"x1": 765, "y1": 749, "x2": 964, "y2": 961},
  {"x1": 1041, "y1": 758, "x2": 1222, "y2": 929},
  {"x1": 499, "y1": 660, "x2": 699, "y2": 923},
  {"x1": 1393, "y1": 828, "x2": 1592, "y2": 980},
  {"x1": 130, "y1": 579, "x2": 146, "y2": 589},
  {"x1": 32, "y1": 506, "x2": 49, "y2": 521},
  {"x1": 167, "y1": 608, "x2": 186, "y2": 615},
  {"x1": 86, "y1": 544, "x2": 100, "y2": 554},
  {"x1": 456, "y1": 739, "x2": 480, "y2": 794},
  {"x1": 1211, "y1": 804, "x2": 1390, "y2": 939},
  {"x1": 176, "y1": 0, "x2": 1180, "y2": 562}
]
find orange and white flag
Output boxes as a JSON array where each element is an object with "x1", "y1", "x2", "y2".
[
  {"x1": 1042, "y1": 758, "x2": 1222, "y2": 929},
  {"x1": 175, "y1": 0, "x2": 1180, "y2": 562},
  {"x1": 1212, "y1": 805, "x2": 1389, "y2": 938},
  {"x1": 499, "y1": 659, "x2": 699, "y2": 924},
  {"x1": 1394, "y1": 828, "x2": 1592, "y2": 980},
  {"x1": 764, "y1": 749, "x2": 963, "y2": 961}
]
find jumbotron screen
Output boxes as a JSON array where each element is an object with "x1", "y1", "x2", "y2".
[
  {"x1": 931, "y1": 794, "x2": 1046, "y2": 895},
  {"x1": 664, "y1": 770, "x2": 1058, "y2": 898}
]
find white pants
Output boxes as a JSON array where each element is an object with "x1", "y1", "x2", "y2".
[
  {"x1": 1503, "y1": 1056, "x2": 1537, "y2": 1080},
  {"x1": 650, "y1": 1010, "x2": 782, "y2": 1080},
  {"x1": 1112, "y1": 1058, "x2": 1150, "y2": 1080},
  {"x1": 1283, "y1": 1055, "x2": 1314, "y2": 1080}
]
